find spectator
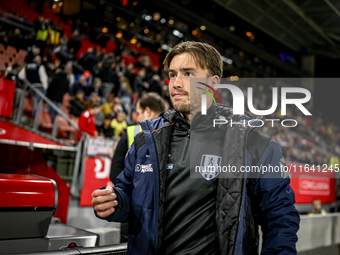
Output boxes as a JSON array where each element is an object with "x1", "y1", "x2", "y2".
[
  {"x1": 46, "y1": 67, "x2": 69, "y2": 120},
  {"x1": 47, "y1": 23, "x2": 61, "y2": 54},
  {"x1": 79, "y1": 47, "x2": 98, "y2": 74},
  {"x1": 8, "y1": 28, "x2": 23, "y2": 51},
  {"x1": 25, "y1": 45, "x2": 40, "y2": 63},
  {"x1": 77, "y1": 101, "x2": 102, "y2": 139},
  {"x1": 19, "y1": 55, "x2": 48, "y2": 90},
  {"x1": 65, "y1": 62, "x2": 75, "y2": 87},
  {"x1": 117, "y1": 75, "x2": 132, "y2": 118},
  {"x1": 36, "y1": 24, "x2": 48, "y2": 54},
  {"x1": 69, "y1": 74, "x2": 89, "y2": 97},
  {"x1": 110, "y1": 112, "x2": 127, "y2": 137},
  {"x1": 133, "y1": 68, "x2": 147, "y2": 96},
  {"x1": 308, "y1": 198, "x2": 327, "y2": 216},
  {"x1": 95, "y1": 107, "x2": 105, "y2": 131},
  {"x1": 88, "y1": 77, "x2": 104, "y2": 101},
  {"x1": 42, "y1": 54, "x2": 52, "y2": 75},
  {"x1": 101, "y1": 98, "x2": 114, "y2": 117},
  {"x1": 5, "y1": 63, "x2": 21, "y2": 81},
  {"x1": 67, "y1": 31, "x2": 82, "y2": 59},
  {"x1": 69, "y1": 90, "x2": 85, "y2": 117},
  {"x1": 84, "y1": 92, "x2": 99, "y2": 110},
  {"x1": 147, "y1": 74, "x2": 162, "y2": 96},
  {"x1": 18, "y1": 55, "x2": 48, "y2": 118},
  {"x1": 94, "y1": 57, "x2": 113, "y2": 98},
  {"x1": 32, "y1": 16, "x2": 44, "y2": 33},
  {"x1": 98, "y1": 115, "x2": 115, "y2": 139}
]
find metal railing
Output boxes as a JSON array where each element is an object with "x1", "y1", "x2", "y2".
[
  {"x1": 1, "y1": 75, "x2": 85, "y2": 197},
  {"x1": 0, "y1": 10, "x2": 34, "y2": 33},
  {"x1": 18, "y1": 244, "x2": 127, "y2": 255},
  {"x1": 16, "y1": 80, "x2": 80, "y2": 141}
]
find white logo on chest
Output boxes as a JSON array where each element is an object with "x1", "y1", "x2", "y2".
[{"x1": 135, "y1": 164, "x2": 153, "y2": 173}]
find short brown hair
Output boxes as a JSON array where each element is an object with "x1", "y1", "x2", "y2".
[
  {"x1": 163, "y1": 41, "x2": 223, "y2": 78},
  {"x1": 138, "y1": 92, "x2": 165, "y2": 115}
]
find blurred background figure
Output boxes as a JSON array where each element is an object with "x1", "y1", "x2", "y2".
[
  {"x1": 309, "y1": 198, "x2": 327, "y2": 216},
  {"x1": 77, "y1": 101, "x2": 102, "y2": 139}
]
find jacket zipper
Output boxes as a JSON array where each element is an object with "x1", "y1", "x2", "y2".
[{"x1": 232, "y1": 126, "x2": 253, "y2": 255}]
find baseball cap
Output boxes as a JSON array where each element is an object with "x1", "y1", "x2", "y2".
[{"x1": 83, "y1": 70, "x2": 91, "y2": 78}]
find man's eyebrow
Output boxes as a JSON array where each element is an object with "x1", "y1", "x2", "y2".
[{"x1": 168, "y1": 67, "x2": 198, "y2": 73}]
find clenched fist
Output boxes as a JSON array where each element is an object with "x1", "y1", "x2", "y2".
[{"x1": 92, "y1": 185, "x2": 118, "y2": 218}]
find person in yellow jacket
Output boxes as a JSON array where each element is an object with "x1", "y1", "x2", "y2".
[
  {"x1": 308, "y1": 198, "x2": 327, "y2": 216},
  {"x1": 109, "y1": 92, "x2": 165, "y2": 243},
  {"x1": 110, "y1": 112, "x2": 128, "y2": 137},
  {"x1": 329, "y1": 156, "x2": 340, "y2": 170},
  {"x1": 36, "y1": 24, "x2": 48, "y2": 54}
]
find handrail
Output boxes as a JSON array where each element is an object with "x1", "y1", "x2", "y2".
[
  {"x1": 0, "y1": 17, "x2": 34, "y2": 33},
  {"x1": 0, "y1": 10, "x2": 33, "y2": 28},
  {"x1": 19, "y1": 243, "x2": 127, "y2": 255},
  {"x1": 22, "y1": 80, "x2": 80, "y2": 131}
]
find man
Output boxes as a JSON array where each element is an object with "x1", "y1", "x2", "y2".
[
  {"x1": 98, "y1": 115, "x2": 115, "y2": 139},
  {"x1": 88, "y1": 77, "x2": 104, "y2": 102},
  {"x1": 67, "y1": 31, "x2": 82, "y2": 59},
  {"x1": 109, "y1": 92, "x2": 165, "y2": 243},
  {"x1": 69, "y1": 90, "x2": 85, "y2": 117},
  {"x1": 19, "y1": 55, "x2": 48, "y2": 91},
  {"x1": 110, "y1": 92, "x2": 166, "y2": 184},
  {"x1": 92, "y1": 41, "x2": 300, "y2": 254},
  {"x1": 46, "y1": 66, "x2": 69, "y2": 120},
  {"x1": 18, "y1": 55, "x2": 48, "y2": 118},
  {"x1": 24, "y1": 45, "x2": 40, "y2": 64},
  {"x1": 78, "y1": 101, "x2": 102, "y2": 139},
  {"x1": 308, "y1": 198, "x2": 327, "y2": 216},
  {"x1": 69, "y1": 74, "x2": 88, "y2": 97}
]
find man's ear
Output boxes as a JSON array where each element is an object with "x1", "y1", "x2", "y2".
[
  {"x1": 145, "y1": 107, "x2": 151, "y2": 117},
  {"x1": 211, "y1": 75, "x2": 220, "y2": 88}
]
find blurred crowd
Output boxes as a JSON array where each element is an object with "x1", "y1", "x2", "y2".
[
  {"x1": 1, "y1": 10, "x2": 171, "y2": 142},
  {"x1": 221, "y1": 82, "x2": 340, "y2": 168},
  {"x1": 0, "y1": 4, "x2": 339, "y2": 167}
]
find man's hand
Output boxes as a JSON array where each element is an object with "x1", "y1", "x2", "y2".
[{"x1": 92, "y1": 185, "x2": 118, "y2": 218}]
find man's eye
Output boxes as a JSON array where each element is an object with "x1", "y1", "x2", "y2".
[
  {"x1": 169, "y1": 73, "x2": 176, "y2": 78},
  {"x1": 185, "y1": 72, "x2": 193, "y2": 77}
]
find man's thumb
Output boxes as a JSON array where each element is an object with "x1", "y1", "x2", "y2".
[{"x1": 105, "y1": 185, "x2": 114, "y2": 193}]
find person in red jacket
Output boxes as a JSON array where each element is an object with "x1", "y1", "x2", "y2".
[{"x1": 77, "y1": 102, "x2": 102, "y2": 139}]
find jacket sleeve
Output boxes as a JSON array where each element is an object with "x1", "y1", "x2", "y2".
[
  {"x1": 95, "y1": 141, "x2": 136, "y2": 223},
  {"x1": 247, "y1": 139, "x2": 300, "y2": 255}
]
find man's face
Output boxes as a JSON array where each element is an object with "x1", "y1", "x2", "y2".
[
  {"x1": 95, "y1": 81, "x2": 101, "y2": 88},
  {"x1": 168, "y1": 53, "x2": 210, "y2": 114},
  {"x1": 76, "y1": 93, "x2": 84, "y2": 100},
  {"x1": 136, "y1": 102, "x2": 159, "y2": 122},
  {"x1": 104, "y1": 119, "x2": 111, "y2": 127},
  {"x1": 313, "y1": 200, "x2": 322, "y2": 212},
  {"x1": 79, "y1": 76, "x2": 86, "y2": 85}
]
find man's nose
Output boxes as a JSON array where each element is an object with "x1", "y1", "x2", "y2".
[{"x1": 173, "y1": 75, "x2": 183, "y2": 88}]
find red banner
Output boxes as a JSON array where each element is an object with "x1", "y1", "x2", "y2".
[
  {"x1": 288, "y1": 163, "x2": 336, "y2": 204},
  {"x1": 0, "y1": 78, "x2": 15, "y2": 118},
  {"x1": 80, "y1": 157, "x2": 113, "y2": 206}
]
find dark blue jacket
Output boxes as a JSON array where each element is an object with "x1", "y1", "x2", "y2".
[{"x1": 99, "y1": 107, "x2": 300, "y2": 255}]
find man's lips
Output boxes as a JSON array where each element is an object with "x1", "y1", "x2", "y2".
[{"x1": 173, "y1": 94, "x2": 187, "y2": 98}]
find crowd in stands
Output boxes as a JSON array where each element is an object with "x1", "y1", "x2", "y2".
[
  {"x1": 0, "y1": 2, "x2": 171, "y2": 143},
  {"x1": 0, "y1": 0, "x2": 339, "y2": 168},
  {"x1": 221, "y1": 82, "x2": 340, "y2": 168}
]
